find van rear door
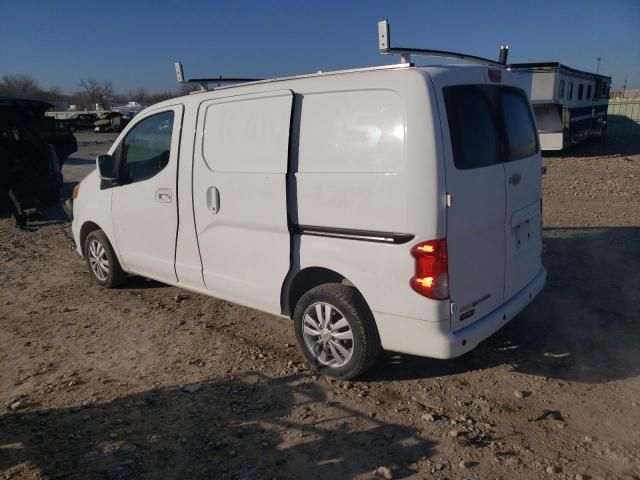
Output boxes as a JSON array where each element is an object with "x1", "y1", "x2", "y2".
[
  {"x1": 435, "y1": 72, "x2": 542, "y2": 330},
  {"x1": 499, "y1": 90, "x2": 542, "y2": 300},
  {"x1": 438, "y1": 81, "x2": 507, "y2": 330}
]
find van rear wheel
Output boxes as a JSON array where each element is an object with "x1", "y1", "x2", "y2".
[
  {"x1": 293, "y1": 284, "x2": 381, "y2": 379},
  {"x1": 84, "y1": 230, "x2": 127, "y2": 288}
]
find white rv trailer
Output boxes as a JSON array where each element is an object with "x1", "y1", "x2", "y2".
[{"x1": 509, "y1": 63, "x2": 611, "y2": 151}]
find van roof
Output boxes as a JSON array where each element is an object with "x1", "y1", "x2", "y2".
[
  {"x1": 147, "y1": 62, "x2": 502, "y2": 112},
  {"x1": 186, "y1": 62, "x2": 497, "y2": 93},
  {"x1": 185, "y1": 63, "x2": 415, "y2": 95}
]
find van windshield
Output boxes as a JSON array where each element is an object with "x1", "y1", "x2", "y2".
[{"x1": 443, "y1": 85, "x2": 538, "y2": 170}]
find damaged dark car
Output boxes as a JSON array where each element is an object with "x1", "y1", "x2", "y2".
[{"x1": 0, "y1": 97, "x2": 77, "y2": 219}]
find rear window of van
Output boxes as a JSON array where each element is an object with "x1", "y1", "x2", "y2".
[
  {"x1": 500, "y1": 91, "x2": 538, "y2": 161},
  {"x1": 444, "y1": 85, "x2": 538, "y2": 170}
]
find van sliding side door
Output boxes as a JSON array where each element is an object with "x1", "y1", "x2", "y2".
[{"x1": 192, "y1": 90, "x2": 294, "y2": 315}]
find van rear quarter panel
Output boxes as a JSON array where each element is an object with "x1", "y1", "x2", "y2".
[
  {"x1": 294, "y1": 69, "x2": 448, "y2": 322},
  {"x1": 167, "y1": 69, "x2": 447, "y2": 323}
]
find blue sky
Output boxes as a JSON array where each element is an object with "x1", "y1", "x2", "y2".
[{"x1": 1, "y1": 0, "x2": 639, "y2": 93}]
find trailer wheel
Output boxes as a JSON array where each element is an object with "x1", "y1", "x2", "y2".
[
  {"x1": 293, "y1": 284, "x2": 381, "y2": 379},
  {"x1": 596, "y1": 125, "x2": 607, "y2": 143}
]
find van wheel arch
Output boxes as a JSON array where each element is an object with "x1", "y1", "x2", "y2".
[
  {"x1": 283, "y1": 267, "x2": 357, "y2": 318},
  {"x1": 80, "y1": 221, "x2": 103, "y2": 257}
]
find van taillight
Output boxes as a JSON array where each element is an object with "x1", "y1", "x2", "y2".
[{"x1": 410, "y1": 239, "x2": 449, "y2": 300}]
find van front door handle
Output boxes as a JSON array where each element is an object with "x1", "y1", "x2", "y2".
[
  {"x1": 155, "y1": 188, "x2": 172, "y2": 203},
  {"x1": 509, "y1": 173, "x2": 522, "y2": 185},
  {"x1": 206, "y1": 186, "x2": 220, "y2": 214}
]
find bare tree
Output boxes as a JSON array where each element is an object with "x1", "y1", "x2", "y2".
[
  {"x1": 102, "y1": 80, "x2": 114, "y2": 104},
  {"x1": 111, "y1": 93, "x2": 128, "y2": 105},
  {"x1": 47, "y1": 85, "x2": 62, "y2": 97},
  {"x1": 127, "y1": 87, "x2": 148, "y2": 104},
  {"x1": 148, "y1": 91, "x2": 177, "y2": 103},
  {"x1": 39, "y1": 85, "x2": 63, "y2": 103},
  {"x1": 78, "y1": 78, "x2": 100, "y2": 102},
  {"x1": 78, "y1": 78, "x2": 114, "y2": 108},
  {"x1": 179, "y1": 83, "x2": 201, "y2": 96},
  {"x1": 0, "y1": 74, "x2": 42, "y2": 97}
]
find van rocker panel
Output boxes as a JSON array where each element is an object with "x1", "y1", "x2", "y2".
[{"x1": 374, "y1": 266, "x2": 546, "y2": 358}]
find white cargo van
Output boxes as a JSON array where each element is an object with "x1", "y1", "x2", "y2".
[{"x1": 70, "y1": 25, "x2": 546, "y2": 378}]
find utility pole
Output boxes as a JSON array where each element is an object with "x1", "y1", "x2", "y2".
[
  {"x1": 596, "y1": 57, "x2": 601, "y2": 73},
  {"x1": 622, "y1": 74, "x2": 628, "y2": 98}
]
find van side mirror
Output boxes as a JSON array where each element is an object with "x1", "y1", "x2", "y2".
[{"x1": 97, "y1": 154, "x2": 117, "y2": 180}]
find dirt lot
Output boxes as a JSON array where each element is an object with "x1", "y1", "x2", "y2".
[{"x1": 1, "y1": 132, "x2": 639, "y2": 480}]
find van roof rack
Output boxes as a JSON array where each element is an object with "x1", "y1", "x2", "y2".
[
  {"x1": 378, "y1": 19, "x2": 508, "y2": 68},
  {"x1": 174, "y1": 62, "x2": 262, "y2": 91},
  {"x1": 172, "y1": 21, "x2": 507, "y2": 94},
  {"x1": 173, "y1": 62, "x2": 411, "y2": 94}
]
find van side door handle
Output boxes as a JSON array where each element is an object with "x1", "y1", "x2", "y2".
[
  {"x1": 206, "y1": 186, "x2": 220, "y2": 214},
  {"x1": 155, "y1": 188, "x2": 172, "y2": 203}
]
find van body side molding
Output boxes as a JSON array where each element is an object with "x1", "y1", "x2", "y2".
[{"x1": 294, "y1": 225, "x2": 414, "y2": 245}]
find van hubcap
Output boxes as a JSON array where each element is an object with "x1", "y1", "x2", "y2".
[
  {"x1": 88, "y1": 240, "x2": 109, "y2": 281},
  {"x1": 302, "y1": 302, "x2": 354, "y2": 368}
]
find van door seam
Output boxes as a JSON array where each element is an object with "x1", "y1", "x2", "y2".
[
  {"x1": 280, "y1": 91, "x2": 299, "y2": 316},
  {"x1": 172, "y1": 105, "x2": 185, "y2": 282},
  {"x1": 192, "y1": 102, "x2": 208, "y2": 288}
]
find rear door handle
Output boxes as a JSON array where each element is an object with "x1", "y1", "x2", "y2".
[
  {"x1": 206, "y1": 186, "x2": 220, "y2": 214},
  {"x1": 155, "y1": 188, "x2": 172, "y2": 203}
]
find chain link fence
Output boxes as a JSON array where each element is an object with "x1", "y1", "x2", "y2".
[{"x1": 607, "y1": 99, "x2": 640, "y2": 137}]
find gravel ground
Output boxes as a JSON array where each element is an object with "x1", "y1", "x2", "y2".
[{"x1": 1, "y1": 132, "x2": 639, "y2": 480}]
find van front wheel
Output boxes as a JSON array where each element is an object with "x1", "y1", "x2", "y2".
[
  {"x1": 84, "y1": 230, "x2": 127, "y2": 288},
  {"x1": 293, "y1": 284, "x2": 381, "y2": 379}
]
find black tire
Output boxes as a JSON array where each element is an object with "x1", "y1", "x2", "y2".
[
  {"x1": 293, "y1": 284, "x2": 381, "y2": 379},
  {"x1": 84, "y1": 230, "x2": 127, "y2": 288}
]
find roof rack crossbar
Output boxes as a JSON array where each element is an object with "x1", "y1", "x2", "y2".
[
  {"x1": 378, "y1": 20, "x2": 505, "y2": 68},
  {"x1": 188, "y1": 78, "x2": 263, "y2": 83},
  {"x1": 174, "y1": 62, "x2": 262, "y2": 90}
]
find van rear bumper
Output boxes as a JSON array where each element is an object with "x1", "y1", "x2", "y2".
[{"x1": 374, "y1": 266, "x2": 547, "y2": 359}]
